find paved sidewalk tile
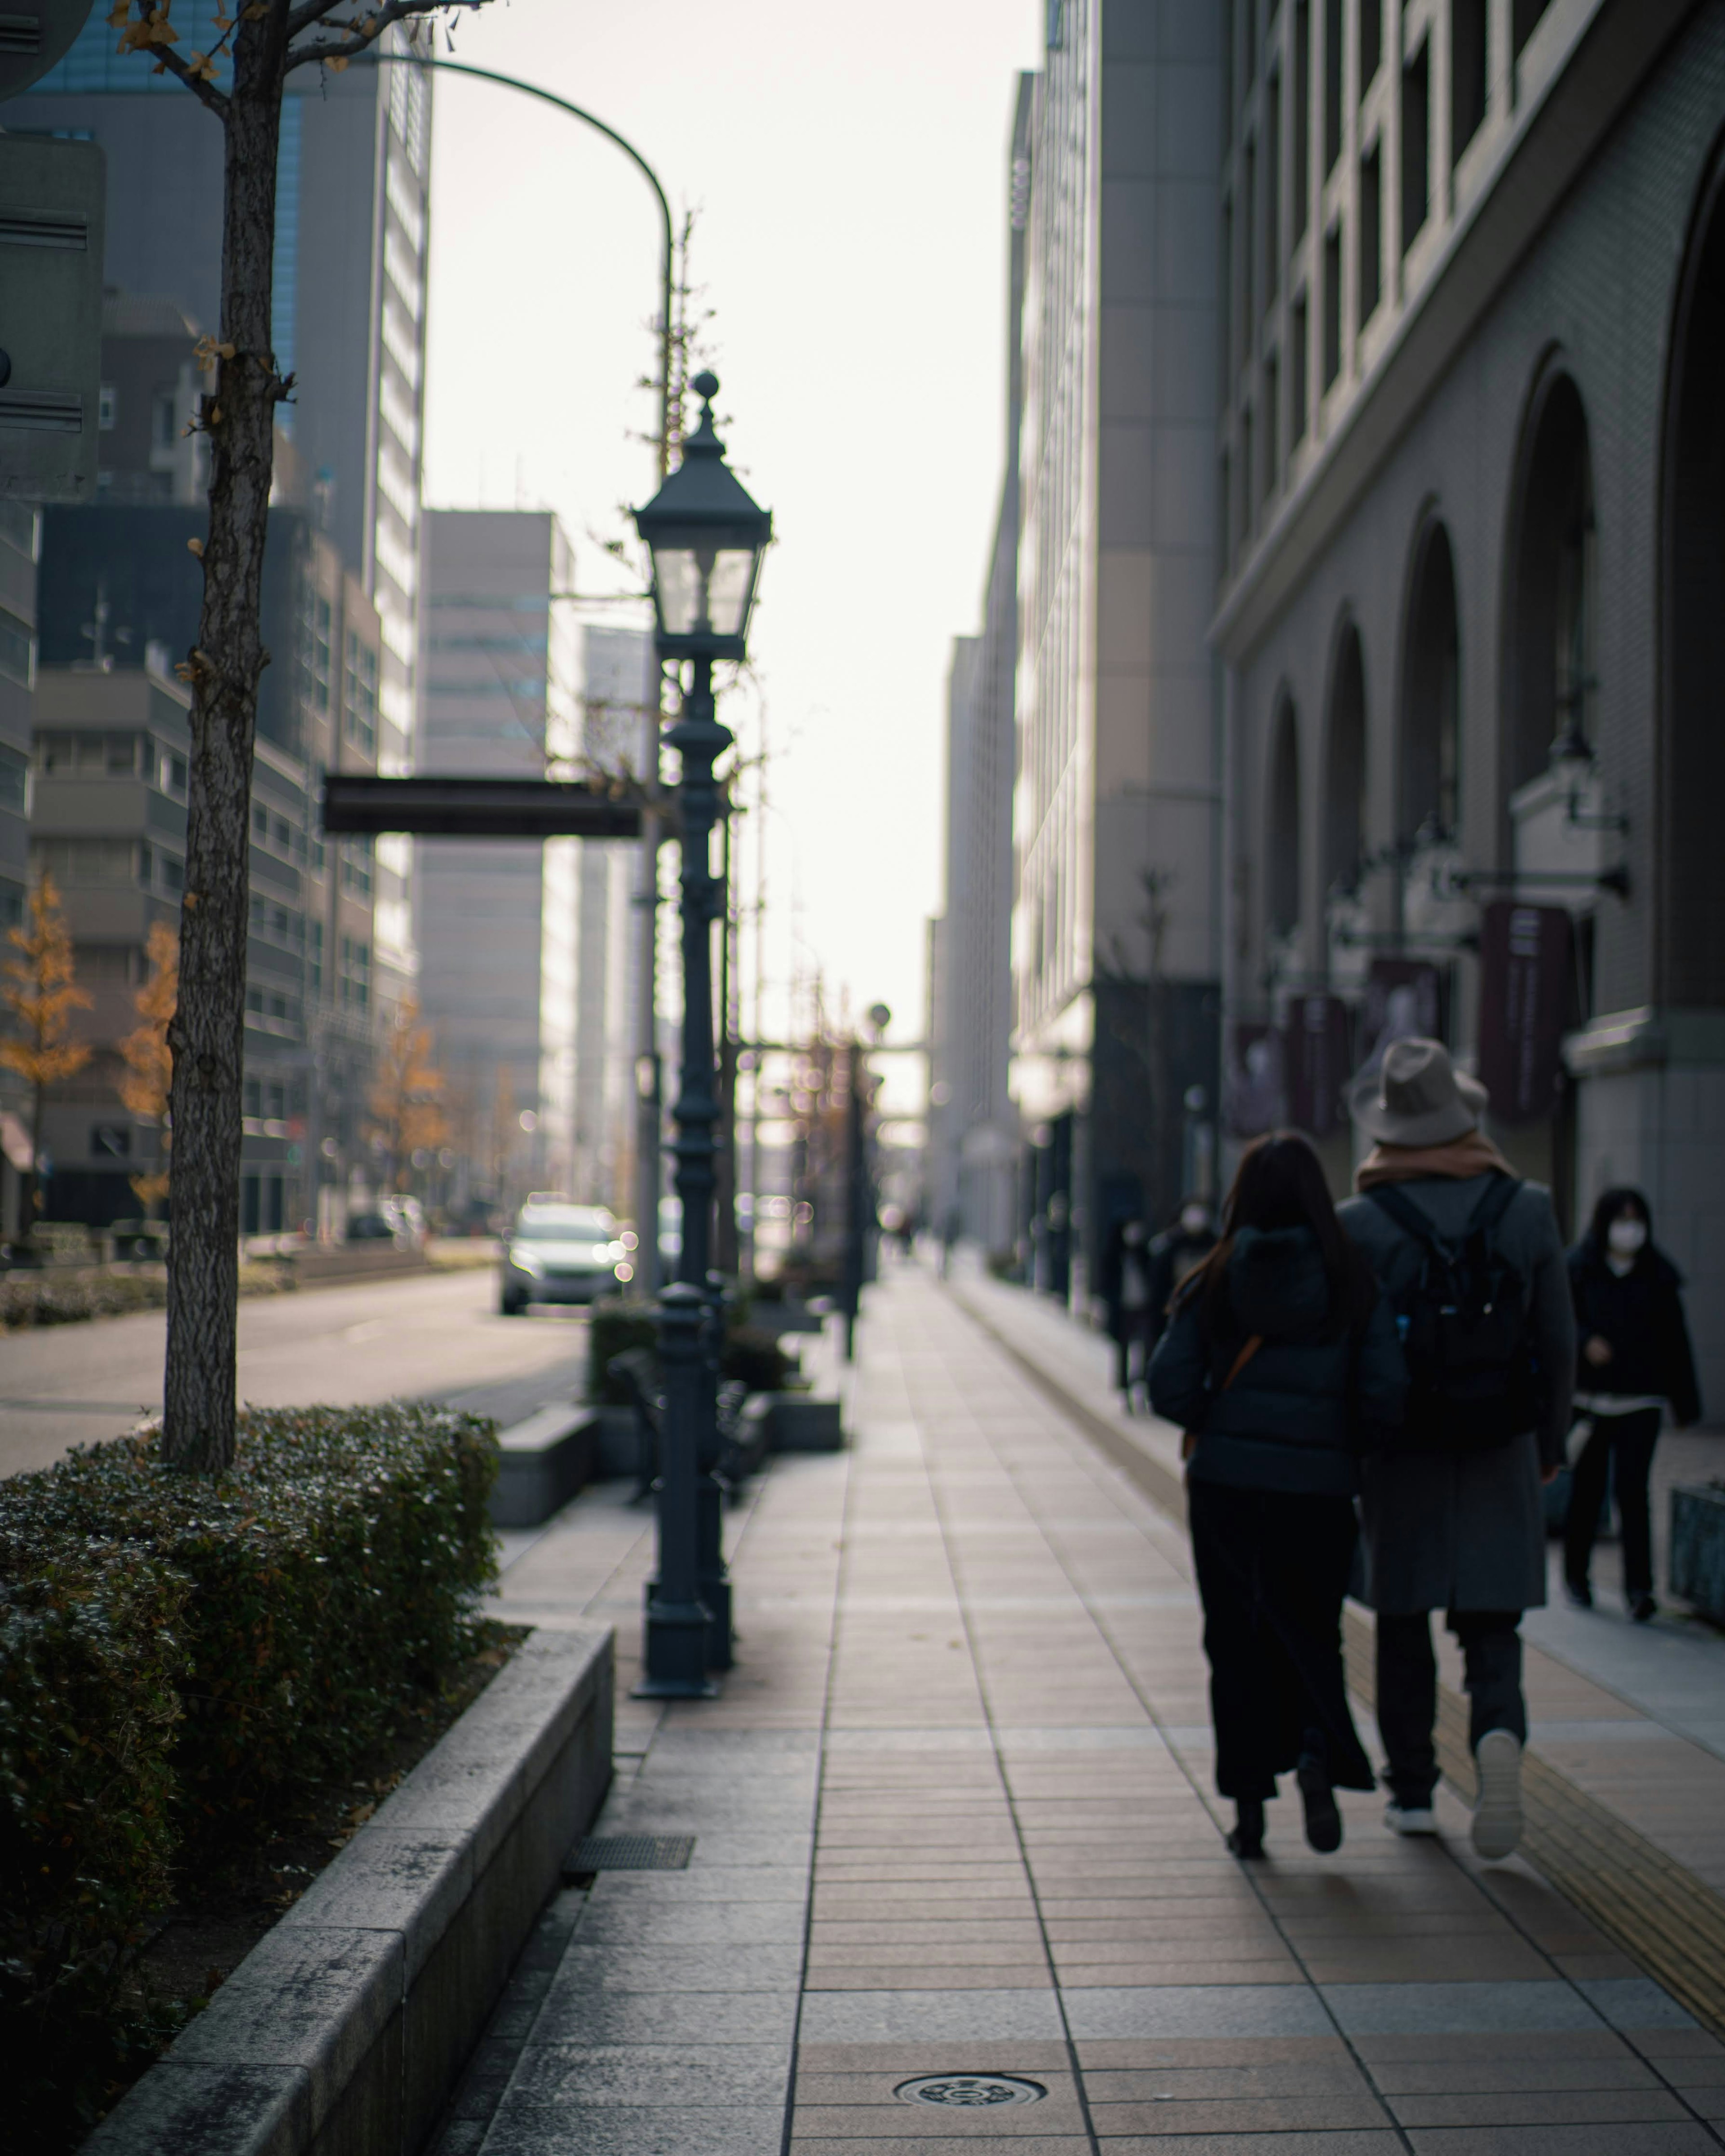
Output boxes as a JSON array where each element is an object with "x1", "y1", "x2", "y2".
[{"x1": 432, "y1": 1272, "x2": 1722, "y2": 2156}]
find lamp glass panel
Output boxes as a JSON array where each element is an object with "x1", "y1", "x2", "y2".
[{"x1": 653, "y1": 545, "x2": 758, "y2": 638}]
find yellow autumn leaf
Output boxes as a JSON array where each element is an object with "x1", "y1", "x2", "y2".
[
  {"x1": 106, "y1": 2, "x2": 130, "y2": 25},
  {"x1": 187, "y1": 537, "x2": 204, "y2": 558},
  {"x1": 188, "y1": 49, "x2": 216, "y2": 78},
  {"x1": 323, "y1": 53, "x2": 349, "y2": 72}
]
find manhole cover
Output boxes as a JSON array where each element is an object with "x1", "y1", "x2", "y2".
[
  {"x1": 896, "y1": 2074, "x2": 1047, "y2": 2108},
  {"x1": 563, "y1": 1834, "x2": 694, "y2": 1878}
]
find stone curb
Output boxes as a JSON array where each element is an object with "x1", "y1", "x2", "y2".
[{"x1": 84, "y1": 1624, "x2": 615, "y2": 2156}]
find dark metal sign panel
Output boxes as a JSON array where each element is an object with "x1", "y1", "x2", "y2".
[{"x1": 320, "y1": 775, "x2": 643, "y2": 840}]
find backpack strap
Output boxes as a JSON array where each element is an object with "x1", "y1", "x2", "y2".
[
  {"x1": 1362, "y1": 1180, "x2": 1458, "y2": 1260},
  {"x1": 1463, "y1": 1171, "x2": 1523, "y2": 1249}
]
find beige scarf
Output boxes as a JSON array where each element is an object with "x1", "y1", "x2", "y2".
[{"x1": 1355, "y1": 1129, "x2": 1515, "y2": 1191}]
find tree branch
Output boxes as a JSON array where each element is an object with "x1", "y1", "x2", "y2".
[
  {"x1": 146, "y1": 34, "x2": 232, "y2": 117},
  {"x1": 284, "y1": 0, "x2": 484, "y2": 70}
]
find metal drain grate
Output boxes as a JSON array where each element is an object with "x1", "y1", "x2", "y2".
[
  {"x1": 563, "y1": 1833, "x2": 694, "y2": 1878},
  {"x1": 896, "y1": 2075, "x2": 1046, "y2": 2108}
]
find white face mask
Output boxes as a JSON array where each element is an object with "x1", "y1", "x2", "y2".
[
  {"x1": 1180, "y1": 1206, "x2": 1209, "y2": 1235},
  {"x1": 1607, "y1": 1217, "x2": 1647, "y2": 1257}
]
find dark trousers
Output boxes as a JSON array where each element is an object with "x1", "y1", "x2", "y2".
[
  {"x1": 1112, "y1": 1308, "x2": 1148, "y2": 1393},
  {"x1": 1376, "y1": 1609, "x2": 1525, "y2": 1809},
  {"x1": 1188, "y1": 1480, "x2": 1375, "y2": 1803},
  {"x1": 1565, "y1": 1407, "x2": 1661, "y2": 1598}
]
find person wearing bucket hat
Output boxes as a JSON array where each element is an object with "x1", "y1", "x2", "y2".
[{"x1": 1338, "y1": 1039, "x2": 1575, "y2": 1864}]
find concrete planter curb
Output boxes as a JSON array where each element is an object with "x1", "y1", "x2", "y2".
[
  {"x1": 489, "y1": 1405, "x2": 601, "y2": 1527},
  {"x1": 84, "y1": 1625, "x2": 614, "y2": 2156},
  {"x1": 1671, "y1": 1483, "x2": 1725, "y2": 1623}
]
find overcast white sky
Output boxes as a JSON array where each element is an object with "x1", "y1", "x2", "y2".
[{"x1": 421, "y1": 1, "x2": 1043, "y2": 1072}]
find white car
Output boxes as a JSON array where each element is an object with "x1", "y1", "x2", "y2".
[{"x1": 500, "y1": 1203, "x2": 626, "y2": 1315}]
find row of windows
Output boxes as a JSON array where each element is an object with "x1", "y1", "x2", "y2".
[
  {"x1": 31, "y1": 837, "x2": 183, "y2": 894},
  {"x1": 0, "y1": 607, "x2": 36, "y2": 690},
  {"x1": 36, "y1": 730, "x2": 187, "y2": 795},
  {"x1": 1222, "y1": 0, "x2": 1557, "y2": 560}
]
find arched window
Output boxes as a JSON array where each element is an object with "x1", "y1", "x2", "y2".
[
  {"x1": 1323, "y1": 618, "x2": 1367, "y2": 895},
  {"x1": 1507, "y1": 371, "x2": 1595, "y2": 791},
  {"x1": 1266, "y1": 695, "x2": 1302, "y2": 940},
  {"x1": 1402, "y1": 519, "x2": 1460, "y2": 841},
  {"x1": 1663, "y1": 155, "x2": 1725, "y2": 1005}
]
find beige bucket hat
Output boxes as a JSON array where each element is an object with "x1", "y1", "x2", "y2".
[{"x1": 1349, "y1": 1036, "x2": 1488, "y2": 1147}]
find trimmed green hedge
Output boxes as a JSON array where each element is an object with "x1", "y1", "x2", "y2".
[
  {"x1": 0, "y1": 1262, "x2": 293, "y2": 1332},
  {"x1": 588, "y1": 1299, "x2": 796, "y2": 1403},
  {"x1": 0, "y1": 1403, "x2": 499, "y2": 2146}
]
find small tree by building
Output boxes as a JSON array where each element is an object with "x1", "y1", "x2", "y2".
[
  {"x1": 367, "y1": 998, "x2": 450, "y2": 1194},
  {"x1": 0, "y1": 872, "x2": 93, "y2": 1230},
  {"x1": 109, "y1": 0, "x2": 490, "y2": 1470},
  {"x1": 118, "y1": 921, "x2": 179, "y2": 1216}
]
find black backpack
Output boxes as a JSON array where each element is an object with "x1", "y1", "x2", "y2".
[{"x1": 1364, "y1": 1175, "x2": 1539, "y2": 1452}]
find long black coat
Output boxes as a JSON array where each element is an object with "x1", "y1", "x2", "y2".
[
  {"x1": 1148, "y1": 1225, "x2": 1407, "y2": 1497},
  {"x1": 1568, "y1": 1237, "x2": 1701, "y2": 1425}
]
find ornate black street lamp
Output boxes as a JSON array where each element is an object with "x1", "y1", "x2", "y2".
[{"x1": 632, "y1": 372, "x2": 772, "y2": 1697}]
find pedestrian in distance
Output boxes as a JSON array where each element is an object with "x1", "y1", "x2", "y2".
[
  {"x1": 1146, "y1": 1196, "x2": 1218, "y2": 1351},
  {"x1": 1565, "y1": 1187, "x2": 1701, "y2": 1622},
  {"x1": 1150, "y1": 1133, "x2": 1407, "y2": 1862},
  {"x1": 1339, "y1": 1038, "x2": 1575, "y2": 1864},
  {"x1": 1099, "y1": 1211, "x2": 1154, "y2": 1406}
]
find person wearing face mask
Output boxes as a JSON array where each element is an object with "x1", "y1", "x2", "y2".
[
  {"x1": 1564, "y1": 1189, "x2": 1701, "y2": 1621},
  {"x1": 1148, "y1": 1198, "x2": 1219, "y2": 1347}
]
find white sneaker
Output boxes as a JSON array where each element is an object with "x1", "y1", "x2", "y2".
[
  {"x1": 1384, "y1": 1803, "x2": 1438, "y2": 1836},
  {"x1": 1472, "y1": 1730, "x2": 1524, "y2": 1860}
]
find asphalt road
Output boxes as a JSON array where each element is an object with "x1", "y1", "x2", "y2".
[{"x1": 0, "y1": 1267, "x2": 594, "y2": 1480}]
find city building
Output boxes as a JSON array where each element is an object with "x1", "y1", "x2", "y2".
[
  {"x1": 1007, "y1": 1, "x2": 1225, "y2": 1294},
  {"x1": 1211, "y1": 0, "x2": 1725, "y2": 1402},
  {"x1": 417, "y1": 510, "x2": 580, "y2": 1207},
  {"x1": 929, "y1": 80, "x2": 1032, "y2": 1267},
  {"x1": 0, "y1": 501, "x2": 39, "y2": 1242},
  {"x1": 577, "y1": 624, "x2": 654, "y2": 1211},
  {"x1": 8, "y1": 13, "x2": 434, "y2": 1011}
]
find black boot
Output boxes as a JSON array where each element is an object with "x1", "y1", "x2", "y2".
[
  {"x1": 1226, "y1": 1796, "x2": 1265, "y2": 1859},
  {"x1": 1297, "y1": 1754, "x2": 1342, "y2": 1853}
]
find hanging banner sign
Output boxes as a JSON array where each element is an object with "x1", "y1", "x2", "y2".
[
  {"x1": 1284, "y1": 995, "x2": 1352, "y2": 1139},
  {"x1": 1225, "y1": 1021, "x2": 1286, "y2": 1139},
  {"x1": 1477, "y1": 901, "x2": 1573, "y2": 1124}
]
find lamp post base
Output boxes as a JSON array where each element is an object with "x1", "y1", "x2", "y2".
[{"x1": 632, "y1": 1586, "x2": 721, "y2": 1699}]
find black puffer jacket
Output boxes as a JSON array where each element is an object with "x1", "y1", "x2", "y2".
[
  {"x1": 1568, "y1": 1236, "x2": 1701, "y2": 1426},
  {"x1": 1147, "y1": 1225, "x2": 1407, "y2": 1496}
]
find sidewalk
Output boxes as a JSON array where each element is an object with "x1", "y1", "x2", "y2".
[{"x1": 436, "y1": 1268, "x2": 1725, "y2": 2154}]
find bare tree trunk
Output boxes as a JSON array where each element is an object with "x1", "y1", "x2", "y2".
[{"x1": 162, "y1": 23, "x2": 286, "y2": 1473}]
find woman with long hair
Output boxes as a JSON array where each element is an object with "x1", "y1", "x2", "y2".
[
  {"x1": 1150, "y1": 1133, "x2": 1407, "y2": 1859},
  {"x1": 1566, "y1": 1186, "x2": 1701, "y2": 1620}
]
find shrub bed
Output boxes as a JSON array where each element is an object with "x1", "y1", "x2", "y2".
[
  {"x1": 0, "y1": 1262, "x2": 294, "y2": 1333},
  {"x1": 0, "y1": 1403, "x2": 499, "y2": 2149}
]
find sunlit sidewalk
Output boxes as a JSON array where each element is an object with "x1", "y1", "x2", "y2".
[{"x1": 435, "y1": 1268, "x2": 1724, "y2": 2154}]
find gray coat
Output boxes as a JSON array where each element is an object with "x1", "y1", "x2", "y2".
[{"x1": 1337, "y1": 1173, "x2": 1575, "y2": 1616}]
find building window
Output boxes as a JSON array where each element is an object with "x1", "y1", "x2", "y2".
[
  {"x1": 1240, "y1": 404, "x2": 1255, "y2": 545},
  {"x1": 341, "y1": 835, "x2": 374, "y2": 898},
  {"x1": 151, "y1": 390, "x2": 177, "y2": 452},
  {"x1": 344, "y1": 630, "x2": 378, "y2": 756},
  {"x1": 0, "y1": 606, "x2": 36, "y2": 688},
  {"x1": 1323, "y1": 226, "x2": 1342, "y2": 388},
  {"x1": 1221, "y1": 199, "x2": 1234, "y2": 387},
  {"x1": 1359, "y1": 0, "x2": 1381, "y2": 98},
  {"x1": 309, "y1": 919, "x2": 324, "y2": 996},
  {"x1": 1243, "y1": 0, "x2": 1257, "y2": 89},
  {"x1": 1401, "y1": 41, "x2": 1430, "y2": 254},
  {"x1": 1453, "y1": 0, "x2": 1488, "y2": 163},
  {"x1": 1243, "y1": 141, "x2": 1257, "y2": 355},
  {"x1": 1291, "y1": 297, "x2": 1309, "y2": 445},
  {"x1": 0, "y1": 742, "x2": 26, "y2": 816},
  {"x1": 0, "y1": 879, "x2": 22, "y2": 930},
  {"x1": 1359, "y1": 146, "x2": 1382, "y2": 327},
  {"x1": 1263, "y1": 354, "x2": 1279, "y2": 501},
  {"x1": 1265, "y1": 73, "x2": 1281, "y2": 309},
  {"x1": 98, "y1": 383, "x2": 116, "y2": 431},
  {"x1": 1323, "y1": 0, "x2": 1343, "y2": 173},
  {"x1": 1045, "y1": 0, "x2": 1062, "y2": 50},
  {"x1": 1513, "y1": 0, "x2": 1551, "y2": 59},
  {"x1": 1292, "y1": 0, "x2": 1310, "y2": 243}
]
